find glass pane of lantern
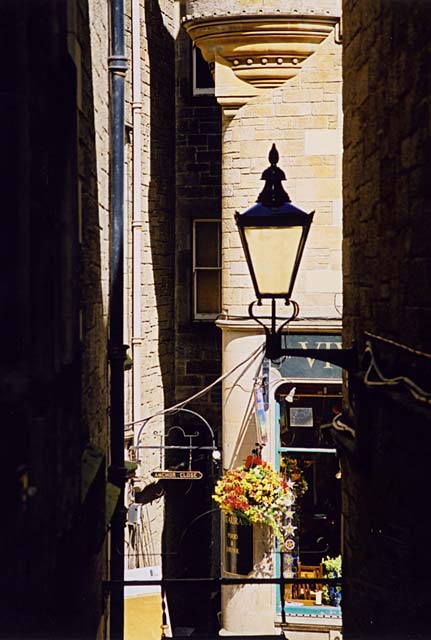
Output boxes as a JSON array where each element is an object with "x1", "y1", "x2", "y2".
[
  {"x1": 196, "y1": 270, "x2": 220, "y2": 314},
  {"x1": 244, "y1": 226, "x2": 303, "y2": 295}
]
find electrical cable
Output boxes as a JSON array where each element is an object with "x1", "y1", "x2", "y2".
[
  {"x1": 125, "y1": 342, "x2": 265, "y2": 432},
  {"x1": 363, "y1": 340, "x2": 431, "y2": 406},
  {"x1": 365, "y1": 331, "x2": 431, "y2": 360},
  {"x1": 320, "y1": 412, "x2": 356, "y2": 438}
]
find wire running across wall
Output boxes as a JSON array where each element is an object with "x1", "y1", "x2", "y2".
[
  {"x1": 363, "y1": 333, "x2": 431, "y2": 407},
  {"x1": 125, "y1": 342, "x2": 265, "y2": 435}
]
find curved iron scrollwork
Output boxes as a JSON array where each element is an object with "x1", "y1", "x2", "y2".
[{"x1": 249, "y1": 298, "x2": 299, "y2": 361}]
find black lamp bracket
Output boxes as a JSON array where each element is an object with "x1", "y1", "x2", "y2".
[
  {"x1": 248, "y1": 298, "x2": 299, "y2": 338},
  {"x1": 249, "y1": 298, "x2": 357, "y2": 372}
]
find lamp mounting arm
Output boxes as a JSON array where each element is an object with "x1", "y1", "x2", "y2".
[{"x1": 248, "y1": 298, "x2": 357, "y2": 372}]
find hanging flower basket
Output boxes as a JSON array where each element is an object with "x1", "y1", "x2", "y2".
[{"x1": 212, "y1": 455, "x2": 294, "y2": 544}]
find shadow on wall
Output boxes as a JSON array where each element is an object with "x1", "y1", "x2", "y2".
[
  {"x1": 1, "y1": 1, "x2": 109, "y2": 637},
  {"x1": 144, "y1": 0, "x2": 179, "y2": 628},
  {"x1": 145, "y1": 0, "x2": 176, "y2": 403}
]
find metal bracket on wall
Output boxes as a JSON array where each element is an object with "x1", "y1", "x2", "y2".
[{"x1": 133, "y1": 407, "x2": 220, "y2": 472}]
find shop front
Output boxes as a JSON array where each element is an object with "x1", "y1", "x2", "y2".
[{"x1": 217, "y1": 321, "x2": 343, "y2": 639}]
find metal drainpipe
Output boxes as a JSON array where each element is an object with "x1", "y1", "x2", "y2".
[{"x1": 108, "y1": 0, "x2": 127, "y2": 638}]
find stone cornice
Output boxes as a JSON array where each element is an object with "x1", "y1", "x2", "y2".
[
  {"x1": 182, "y1": 13, "x2": 339, "y2": 117},
  {"x1": 216, "y1": 316, "x2": 342, "y2": 333}
]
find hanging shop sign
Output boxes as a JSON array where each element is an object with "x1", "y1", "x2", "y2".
[
  {"x1": 224, "y1": 514, "x2": 254, "y2": 576},
  {"x1": 274, "y1": 334, "x2": 342, "y2": 379},
  {"x1": 150, "y1": 470, "x2": 203, "y2": 480}
]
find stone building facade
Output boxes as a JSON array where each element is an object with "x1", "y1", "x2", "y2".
[
  {"x1": 123, "y1": 0, "x2": 176, "y2": 569},
  {"x1": 121, "y1": 1, "x2": 346, "y2": 636},
  {"x1": 342, "y1": 2, "x2": 431, "y2": 639},
  {"x1": 2, "y1": 0, "x2": 112, "y2": 637},
  {"x1": 5, "y1": 0, "x2": 431, "y2": 639},
  {"x1": 121, "y1": 0, "x2": 221, "y2": 633},
  {"x1": 183, "y1": 1, "x2": 344, "y2": 637}
]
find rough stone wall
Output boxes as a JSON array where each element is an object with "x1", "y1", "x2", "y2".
[
  {"x1": 139, "y1": 0, "x2": 176, "y2": 425},
  {"x1": 84, "y1": 0, "x2": 110, "y2": 452},
  {"x1": 81, "y1": 2, "x2": 111, "y2": 633},
  {"x1": 342, "y1": 2, "x2": 431, "y2": 639},
  {"x1": 343, "y1": 0, "x2": 431, "y2": 352},
  {"x1": 1, "y1": 0, "x2": 111, "y2": 637},
  {"x1": 222, "y1": 30, "x2": 343, "y2": 321},
  {"x1": 122, "y1": 0, "x2": 177, "y2": 574}
]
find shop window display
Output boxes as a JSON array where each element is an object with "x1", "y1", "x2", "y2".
[{"x1": 276, "y1": 382, "x2": 342, "y2": 613}]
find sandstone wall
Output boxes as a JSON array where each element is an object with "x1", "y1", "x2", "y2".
[
  {"x1": 222, "y1": 30, "x2": 343, "y2": 321},
  {"x1": 342, "y1": 2, "x2": 431, "y2": 638}
]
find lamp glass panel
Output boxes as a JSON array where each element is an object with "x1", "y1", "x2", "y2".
[{"x1": 244, "y1": 226, "x2": 303, "y2": 295}]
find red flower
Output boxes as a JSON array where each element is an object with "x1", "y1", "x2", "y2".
[{"x1": 245, "y1": 455, "x2": 263, "y2": 469}]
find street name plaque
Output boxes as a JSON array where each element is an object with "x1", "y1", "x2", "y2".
[{"x1": 150, "y1": 470, "x2": 203, "y2": 480}]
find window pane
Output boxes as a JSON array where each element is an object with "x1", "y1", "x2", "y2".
[
  {"x1": 194, "y1": 47, "x2": 214, "y2": 90},
  {"x1": 195, "y1": 270, "x2": 220, "y2": 315},
  {"x1": 278, "y1": 383, "x2": 342, "y2": 448},
  {"x1": 195, "y1": 221, "x2": 219, "y2": 267}
]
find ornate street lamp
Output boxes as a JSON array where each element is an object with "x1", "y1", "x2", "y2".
[
  {"x1": 236, "y1": 144, "x2": 356, "y2": 370},
  {"x1": 235, "y1": 143, "x2": 314, "y2": 303}
]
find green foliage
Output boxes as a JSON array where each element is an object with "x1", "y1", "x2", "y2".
[
  {"x1": 322, "y1": 555, "x2": 342, "y2": 605},
  {"x1": 323, "y1": 554, "x2": 342, "y2": 577}
]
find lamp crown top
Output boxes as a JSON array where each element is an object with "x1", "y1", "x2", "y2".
[
  {"x1": 257, "y1": 144, "x2": 291, "y2": 207},
  {"x1": 268, "y1": 143, "x2": 279, "y2": 165}
]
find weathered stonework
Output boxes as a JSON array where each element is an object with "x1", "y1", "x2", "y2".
[
  {"x1": 185, "y1": 7, "x2": 342, "y2": 637},
  {"x1": 222, "y1": 31, "x2": 342, "y2": 321},
  {"x1": 342, "y1": 2, "x2": 431, "y2": 639},
  {"x1": 183, "y1": 0, "x2": 340, "y2": 116},
  {"x1": 123, "y1": 0, "x2": 177, "y2": 578},
  {"x1": 2, "y1": 0, "x2": 112, "y2": 636}
]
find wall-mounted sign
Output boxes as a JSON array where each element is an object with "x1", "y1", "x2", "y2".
[
  {"x1": 274, "y1": 334, "x2": 342, "y2": 379},
  {"x1": 224, "y1": 514, "x2": 254, "y2": 576},
  {"x1": 289, "y1": 406, "x2": 314, "y2": 427},
  {"x1": 150, "y1": 470, "x2": 203, "y2": 480}
]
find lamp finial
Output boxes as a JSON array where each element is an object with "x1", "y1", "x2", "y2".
[
  {"x1": 268, "y1": 143, "x2": 279, "y2": 166},
  {"x1": 257, "y1": 144, "x2": 291, "y2": 207}
]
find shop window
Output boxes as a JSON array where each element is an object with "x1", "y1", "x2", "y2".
[
  {"x1": 192, "y1": 45, "x2": 215, "y2": 96},
  {"x1": 193, "y1": 219, "x2": 221, "y2": 319},
  {"x1": 276, "y1": 382, "x2": 342, "y2": 614}
]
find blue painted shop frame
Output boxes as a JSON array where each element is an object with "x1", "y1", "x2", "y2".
[{"x1": 273, "y1": 333, "x2": 342, "y2": 619}]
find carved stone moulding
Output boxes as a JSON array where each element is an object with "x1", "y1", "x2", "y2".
[
  {"x1": 183, "y1": 0, "x2": 341, "y2": 19},
  {"x1": 183, "y1": 14, "x2": 339, "y2": 116}
]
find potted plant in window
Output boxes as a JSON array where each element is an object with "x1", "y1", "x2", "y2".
[{"x1": 322, "y1": 555, "x2": 342, "y2": 606}]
